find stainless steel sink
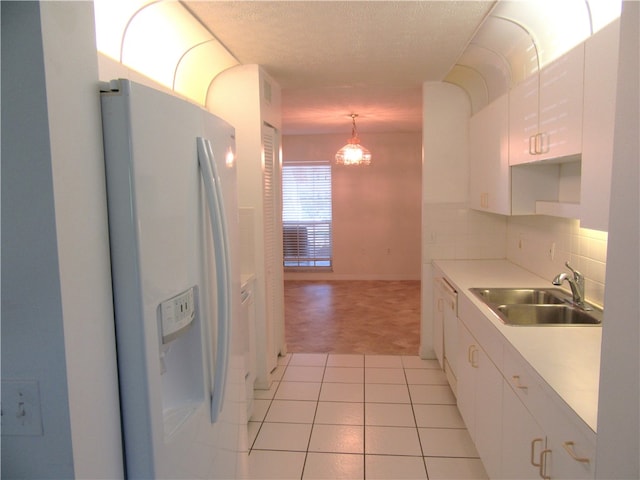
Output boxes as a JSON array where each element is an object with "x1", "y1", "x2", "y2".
[
  {"x1": 496, "y1": 304, "x2": 602, "y2": 326},
  {"x1": 470, "y1": 287, "x2": 602, "y2": 326},
  {"x1": 470, "y1": 288, "x2": 569, "y2": 305}
]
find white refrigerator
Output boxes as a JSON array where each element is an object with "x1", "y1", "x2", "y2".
[{"x1": 100, "y1": 79, "x2": 247, "y2": 479}]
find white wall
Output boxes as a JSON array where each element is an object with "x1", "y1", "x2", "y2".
[
  {"x1": 1, "y1": 2, "x2": 123, "y2": 477},
  {"x1": 207, "y1": 65, "x2": 286, "y2": 388},
  {"x1": 595, "y1": 1, "x2": 639, "y2": 477},
  {"x1": 420, "y1": 82, "x2": 507, "y2": 357},
  {"x1": 283, "y1": 132, "x2": 422, "y2": 280}
]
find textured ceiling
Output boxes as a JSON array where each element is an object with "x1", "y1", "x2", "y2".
[{"x1": 183, "y1": 1, "x2": 496, "y2": 134}]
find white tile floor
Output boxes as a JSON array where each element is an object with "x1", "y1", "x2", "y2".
[{"x1": 247, "y1": 353, "x2": 488, "y2": 480}]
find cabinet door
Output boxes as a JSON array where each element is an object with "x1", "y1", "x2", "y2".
[
  {"x1": 502, "y1": 382, "x2": 547, "y2": 480},
  {"x1": 474, "y1": 343, "x2": 503, "y2": 478},
  {"x1": 469, "y1": 94, "x2": 510, "y2": 215},
  {"x1": 545, "y1": 407, "x2": 596, "y2": 479},
  {"x1": 510, "y1": 44, "x2": 584, "y2": 165},
  {"x1": 443, "y1": 292, "x2": 458, "y2": 377},
  {"x1": 458, "y1": 318, "x2": 503, "y2": 478},
  {"x1": 537, "y1": 43, "x2": 584, "y2": 161},
  {"x1": 432, "y1": 279, "x2": 445, "y2": 368},
  {"x1": 457, "y1": 318, "x2": 477, "y2": 437},
  {"x1": 509, "y1": 75, "x2": 539, "y2": 165},
  {"x1": 580, "y1": 18, "x2": 620, "y2": 231}
]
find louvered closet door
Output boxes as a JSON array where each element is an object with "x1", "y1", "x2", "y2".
[{"x1": 262, "y1": 124, "x2": 282, "y2": 374}]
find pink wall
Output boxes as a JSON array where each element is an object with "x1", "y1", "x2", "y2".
[{"x1": 283, "y1": 132, "x2": 422, "y2": 280}]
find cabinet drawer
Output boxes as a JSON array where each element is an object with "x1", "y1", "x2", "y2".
[
  {"x1": 502, "y1": 343, "x2": 549, "y2": 422},
  {"x1": 458, "y1": 294, "x2": 503, "y2": 370}
]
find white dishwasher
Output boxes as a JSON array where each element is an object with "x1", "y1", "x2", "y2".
[{"x1": 440, "y1": 278, "x2": 458, "y2": 395}]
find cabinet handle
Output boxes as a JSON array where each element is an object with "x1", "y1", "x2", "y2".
[
  {"x1": 529, "y1": 135, "x2": 537, "y2": 155},
  {"x1": 535, "y1": 133, "x2": 543, "y2": 154},
  {"x1": 512, "y1": 375, "x2": 528, "y2": 390},
  {"x1": 538, "y1": 132, "x2": 548, "y2": 154},
  {"x1": 539, "y1": 448, "x2": 551, "y2": 480},
  {"x1": 563, "y1": 441, "x2": 590, "y2": 463},
  {"x1": 531, "y1": 438, "x2": 544, "y2": 467},
  {"x1": 480, "y1": 192, "x2": 489, "y2": 209},
  {"x1": 467, "y1": 345, "x2": 478, "y2": 368}
]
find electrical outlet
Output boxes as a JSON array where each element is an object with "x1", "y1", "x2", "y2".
[{"x1": 1, "y1": 380, "x2": 43, "y2": 436}]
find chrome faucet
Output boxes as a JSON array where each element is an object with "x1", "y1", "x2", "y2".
[{"x1": 553, "y1": 261, "x2": 590, "y2": 310}]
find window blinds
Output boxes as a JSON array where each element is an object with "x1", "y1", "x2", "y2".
[{"x1": 282, "y1": 162, "x2": 332, "y2": 268}]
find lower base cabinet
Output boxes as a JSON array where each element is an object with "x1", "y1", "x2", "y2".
[
  {"x1": 544, "y1": 404, "x2": 596, "y2": 479},
  {"x1": 455, "y1": 302, "x2": 596, "y2": 479},
  {"x1": 501, "y1": 378, "x2": 597, "y2": 479},
  {"x1": 502, "y1": 381, "x2": 548, "y2": 479},
  {"x1": 457, "y1": 319, "x2": 503, "y2": 478}
]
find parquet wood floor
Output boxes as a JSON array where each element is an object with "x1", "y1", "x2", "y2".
[{"x1": 284, "y1": 280, "x2": 421, "y2": 355}]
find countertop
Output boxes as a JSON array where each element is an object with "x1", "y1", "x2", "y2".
[{"x1": 433, "y1": 259, "x2": 601, "y2": 433}]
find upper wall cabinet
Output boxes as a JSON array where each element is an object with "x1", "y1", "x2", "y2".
[
  {"x1": 469, "y1": 94, "x2": 510, "y2": 215},
  {"x1": 509, "y1": 43, "x2": 585, "y2": 165},
  {"x1": 580, "y1": 19, "x2": 620, "y2": 231}
]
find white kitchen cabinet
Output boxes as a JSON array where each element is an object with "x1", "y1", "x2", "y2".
[
  {"x1": 580, "y1": 18, "x2": 620, "y2": 231},
  {"x1": 510, "y1": 43, "x2": 585, "y2": 165},
  {"x1": 545, "y1": 406, "x2": 597, "y2": 479},
  {"x1": 537, "y1": 43, "x2": 585, "y2": 161},
  {"x1": 448, "y1": 266, "x2": 595, "y2": 479},
  {"x1": 502, "y1": 381, "x2": 547, "y2": 480},
  {"x1": 457, "y1": 318, "x2": 503, "y2": 478},
  {"x1": 432, "y1": 278, "x2": 445, "y2": 368},
  {"x1": 502, "y1": 343, "x2": 596, "y2": 479},
  {"x1": 508, "y1": 74, "x2": 539, "y2": 165},
  {"x1": 433, "y1": 275, "x2": 458, "y2": 392},
  {"x1": 469, "y1": 94, "x2": 510, "y2": 215},
  {"x1": 456, "y1": 319, "x2": 475, "y2": 432}
]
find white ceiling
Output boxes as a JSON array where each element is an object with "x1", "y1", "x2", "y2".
[{"x1": 183, "y1": 1, "x2": 496, "y2": 135}]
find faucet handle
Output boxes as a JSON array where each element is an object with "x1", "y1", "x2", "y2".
[{"x1": 565, "y1": 262, "x2": 583, "y2": 282}]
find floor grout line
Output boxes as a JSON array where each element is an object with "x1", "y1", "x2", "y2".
[{"x1": 248, "y1": 354, "x2": 486, "y2": 479}]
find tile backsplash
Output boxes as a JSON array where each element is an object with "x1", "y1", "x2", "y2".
[
  {"x1": 506, "y1": 215, "x2": 608, "y2": 307},
  {"x1": 422, "y1": 203, "x2": 507, "y2": 261},
  {"x1": 423, "y1": 203, "x2": 608, "y2": 307}
]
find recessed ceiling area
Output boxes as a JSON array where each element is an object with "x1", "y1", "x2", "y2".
[
  {"x1": 183, "y1": 1, "x2": 496, "y2": 134},
  {"x1": 94, "y1": 0, "x2": 621, "y2": 135}
]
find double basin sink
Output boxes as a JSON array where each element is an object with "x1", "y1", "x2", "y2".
[{"x1": 470, "y1": 288, "x2": 603, "y2": 326}]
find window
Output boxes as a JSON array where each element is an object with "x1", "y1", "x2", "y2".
[{"x1": 282, "y1": 162, "x2": 332, "y2": 268}]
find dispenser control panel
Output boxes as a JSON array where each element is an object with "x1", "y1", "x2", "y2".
[{"x1": 159, "y1": 286, "x2": 196, "y2": 344}]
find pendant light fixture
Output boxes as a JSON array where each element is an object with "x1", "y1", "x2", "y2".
[{"x1": 335, "y1": 114, "x2": 372, "y2": 166}]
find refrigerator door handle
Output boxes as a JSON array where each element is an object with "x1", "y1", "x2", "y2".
[{"x1": 197, "y1": 137, "x2": 231, "y2": 423}]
